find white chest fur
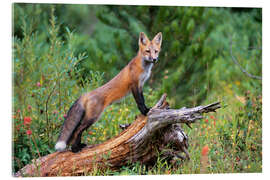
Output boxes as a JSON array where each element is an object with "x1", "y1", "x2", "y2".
[{"x1": 139, "y1": 63, "x2": 153, "y2": 88}]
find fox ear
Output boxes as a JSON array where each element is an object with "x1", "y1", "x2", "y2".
[
  {"x1": 153, "y1": 32, "x2": 162, "y2": 46},
  {"x1": 139, "y1": 32, "x2": 149, "y2": 46}
]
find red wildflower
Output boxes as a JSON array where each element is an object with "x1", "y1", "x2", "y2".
[
  {"x1": 36, "y1": 82, "x2": 41, "y2": 87},
  {"x1": 63, "y1": 114, "x2": 67, "y2": 119},
  {"x1": 201, "y1": 145, "x2": 209, "y2": 156},
  {"x1": 17, "y1": 109, "x2": 21, "y2": 113},
  {"x1": 210, "y1": 115, "x2": 215, "y2": 120},
  {"x1": 16, "y1": 125, "x2": 21, "y2": 131},
  {"x1": 23, "y1": 117, "x2": 32, "y2": 125},
  {"x1": 205, "y1": 119, "x2": 208, "y2": 123},
  {"x1": 27, "y1": 105, "x2": 32, "y2": 111},
  {"x1": 26, "y1": 130, "x2": 32, "y2": 135}
]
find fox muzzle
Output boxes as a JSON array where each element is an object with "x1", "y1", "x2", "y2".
[{"x1": 144, "y1": 57, "x2": 158, "y2": 64}]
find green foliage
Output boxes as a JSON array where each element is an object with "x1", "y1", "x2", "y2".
[
  {"x1": 94, "y1": 6, "x2": 217, "y2": 106},
  {"x1": 12, "y1": 5, "x2": 93, "y2": 172},
  {"x1": 12, "y1": 3, "x2": 262, "y2": 175}
]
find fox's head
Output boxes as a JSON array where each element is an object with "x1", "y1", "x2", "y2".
[{"x1": 138, "y1": 32, "x2": 162, "y2": 64}]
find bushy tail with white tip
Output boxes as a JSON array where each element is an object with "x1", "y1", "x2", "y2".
[{"x1": 55, "y1": 100, "x2": 85, "y2": 152}]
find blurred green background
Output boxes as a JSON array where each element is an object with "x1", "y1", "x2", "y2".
[{"x1": 12, "y1": 4, "x2": 262, "y2": 175}]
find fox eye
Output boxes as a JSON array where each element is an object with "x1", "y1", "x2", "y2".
[{"x1": 146, "y1": 50, "x2": 150, "y2": 53}]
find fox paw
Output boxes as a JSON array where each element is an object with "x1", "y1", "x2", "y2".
[
  {"x1": 142, "y1": 107, "x2": 151, "y2": 115},
  {"x1": 79, "y1": 143, "x2": 87, "y2": 148},
  {"x1": 71, "y1": 143, "x2": 87, "y2": 153}
]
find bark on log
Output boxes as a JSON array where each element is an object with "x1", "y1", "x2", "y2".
[{"x1": 15, "y1": 94, "x2": 221, "y2": 177}]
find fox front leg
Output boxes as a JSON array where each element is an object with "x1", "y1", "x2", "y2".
[{"x1": 131, "y1": 86, "x2": 150, "y2": 115}]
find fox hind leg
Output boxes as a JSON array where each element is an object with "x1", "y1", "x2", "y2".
[
  {"x1": 69, "y1": 95, "x2": 105, "y2": 153},
  {"x1": 71, "y1": 131, "x2": 86, "y2": 153},
  {"x1": 70, "y1": 117, "x2": 97, "y2": 153}
]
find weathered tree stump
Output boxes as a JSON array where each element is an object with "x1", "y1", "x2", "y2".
[{"x1": 15, "y1": 94, "x2": 221, "y2": 177}]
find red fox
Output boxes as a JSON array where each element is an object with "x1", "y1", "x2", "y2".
[{"x1": 55, "y1": 32, "x2": 162, "y2": 152}]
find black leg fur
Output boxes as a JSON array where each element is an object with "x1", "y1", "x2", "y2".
[
  {"x1": 132, "y1": 86, "x2": 150, "y2": 115},
  {"x1": 70, "y1": 118, "x2": 97, "y2": 153},
  {"x1": 71, "y1": 132, "x2": 86, "y2": 153}
]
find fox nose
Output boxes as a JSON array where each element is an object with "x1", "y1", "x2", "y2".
[{"x1": 153, "y1": 58, "x2": 158, "y2": 63}]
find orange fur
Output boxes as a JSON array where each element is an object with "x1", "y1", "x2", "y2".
[{"x1": 55, "y1": 32, "x2": 162, "y2": 153}]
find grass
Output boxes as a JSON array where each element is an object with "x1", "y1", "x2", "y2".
[{"x1": 12, "y1": 85, "x2": 262, "y2": 175}]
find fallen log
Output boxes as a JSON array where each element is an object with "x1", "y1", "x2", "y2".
[{"x1": 15, "y1": 93, "x2": 221, "y2": 177}]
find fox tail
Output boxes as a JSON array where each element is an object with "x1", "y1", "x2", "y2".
[{"x1": 55, "y1": 100, "x2": 85, "y2": 151}]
